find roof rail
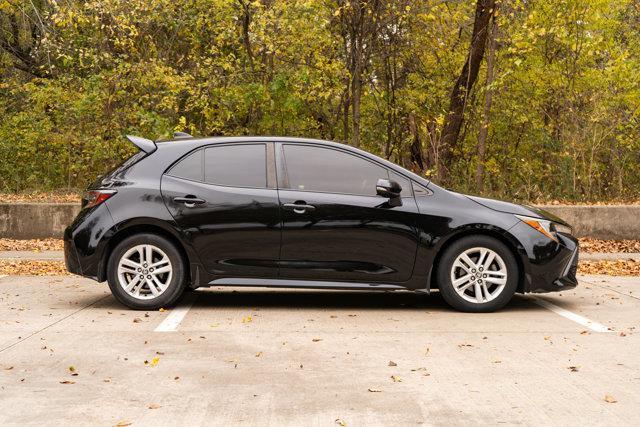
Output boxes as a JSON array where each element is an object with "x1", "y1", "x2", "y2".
[{"x1": 125, "y1": 135, "x2": 157, "y2": 154}]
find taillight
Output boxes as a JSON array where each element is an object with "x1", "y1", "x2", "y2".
[{"x1": 83, "y1": 190, "x2": 117, "y2": 209}]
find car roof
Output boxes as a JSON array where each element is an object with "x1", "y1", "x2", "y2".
[{"x1": 155, "y1": 135, "x2": 432, "y2": 187}]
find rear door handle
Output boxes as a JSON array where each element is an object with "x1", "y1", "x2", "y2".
[
  {"x1": 174, "y1": 196, "x2": 205, "y2": 207},
  {"x1": 282, "y1": 203, "x2": 316, "y2": 214}
]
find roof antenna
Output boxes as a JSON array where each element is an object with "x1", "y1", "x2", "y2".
[{"x1": 173, "y1": 131, "x2": 193, "y2": 139}]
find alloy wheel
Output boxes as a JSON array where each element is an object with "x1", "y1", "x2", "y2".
[
  {"x1": 117, "y1": 244, "x2": 173, "y2": 300},
  {"x1": 450, "y1": 247, "x2": 508, "y2": 304}
]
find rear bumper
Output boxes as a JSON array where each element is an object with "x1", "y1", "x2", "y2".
[
  {"x1": 63, "y1": 227, "x2": 82, "y2": 275},
  {"x1": 63, "y1": 203, "x2": 114, "y2": 281}
]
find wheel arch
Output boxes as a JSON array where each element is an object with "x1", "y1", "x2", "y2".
[
  {"x1": 428, "y1": 225, "x2": 528, "y2": 293},
  {"x1": 98, "y1": 220, "x2": 192, "y2": 283}
]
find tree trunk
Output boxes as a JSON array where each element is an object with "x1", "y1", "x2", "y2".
[
  {"x1": 439, "y1": 0, "x2": 496, "y2": 184},
  {"x1": 475, "y1": 13, "x2": 497, "y2": 193}
]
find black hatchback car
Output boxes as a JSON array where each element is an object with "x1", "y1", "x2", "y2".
[{"x1": 64, "y1": 134, "x2": 579, "y2": 312}]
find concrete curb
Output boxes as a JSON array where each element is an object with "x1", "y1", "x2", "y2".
[
  {"x1": 539, "y1": 205, "x2": 640, "y2": 240},
  {"x1": 0, "y1": 203, "x2": 80, "y2": 239},
  {"x1": 0, "y1": 202, "x2": 639, "y2": 239}
]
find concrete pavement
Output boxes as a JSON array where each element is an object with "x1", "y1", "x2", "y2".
[{"x1": 0, "y1": 274, "x2": 639, "y2": 425}]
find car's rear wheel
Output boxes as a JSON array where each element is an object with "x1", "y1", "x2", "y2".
[
  {"x1": 107, "y1": 233, "x2": 187, "y2": 310},
  {"x1": 437, "y1": 235, "x2": 518, "y2": 312}
]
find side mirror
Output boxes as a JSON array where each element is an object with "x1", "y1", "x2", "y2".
[{"x1": 376, "y1": 178, "x2": 402, "y2": 199}]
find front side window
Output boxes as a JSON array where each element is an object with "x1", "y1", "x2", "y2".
[
  {"x1": 204, "y1": 144, "x2": 267, "y2": 188},
  {"x1": 283, "y1": 145, "x2": 388, "y2": 196}
]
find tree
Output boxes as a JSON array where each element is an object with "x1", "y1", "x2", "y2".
[{"x1": 439, "y1": 0, "x2": 496, "y2": 183}]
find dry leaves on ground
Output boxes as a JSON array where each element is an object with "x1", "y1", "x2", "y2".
[
  {"x1": 579, "y1": 238, "x2": 640, "y2": 253},
  {"x1": 0, "y1": 238, "x2": 64, "y2": 251},
  {"x1": 579, "y1": 260, "x2": 640, "y2": 276},
  {"x1": 0, "y1": 192, "x2": 80, "y2": 203},
  {"x1": 0, "y1": 260, "x2": 70, "y2": 276}
]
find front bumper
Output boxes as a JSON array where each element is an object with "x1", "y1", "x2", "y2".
[{"x1": 509, "y1": 221, "x2": 579, "y2": 293}]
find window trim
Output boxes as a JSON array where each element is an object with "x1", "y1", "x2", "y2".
[
  {"x1": 164, "y1": 142, "x2": 275, "y2": 190},
  {"x1": 277, "y1": 142, "x2": 414, "y2": 198}
]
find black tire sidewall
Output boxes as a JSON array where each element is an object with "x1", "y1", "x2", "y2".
[
  {"x1": 107, "y1": 233, "x2": 187, "y2": 310},
  {"x1": 437, "y1": 235, "x2": 518, "y2": 313}
]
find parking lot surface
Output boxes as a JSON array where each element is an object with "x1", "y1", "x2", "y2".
[{"x1": 1, "y1": 274, "x2": 639, "y2": 426}]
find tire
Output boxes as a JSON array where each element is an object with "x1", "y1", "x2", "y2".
[
  {"x1": 437, "y1": 235, "x2": 518, "y2": 313},
  {"x1": 106, "y1": 233, "x2": 187, "y2": 310}
]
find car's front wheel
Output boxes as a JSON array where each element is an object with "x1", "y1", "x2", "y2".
[
  {"x1": 106, "y1": 233, "x2": 187, "y2": 310},
  {"x1": 437, "y1": 235, "x2": 518, "y2": 312}
]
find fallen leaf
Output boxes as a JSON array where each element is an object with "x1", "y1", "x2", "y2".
[
  {"x1": 242, "y1": 316, "x2": 252, "y2": 323},
  {"x1": 148, "y1": 403, "x2": 161, "y2": 409},
  {"x1": 116, "y1": 421, "x2": 133, "y2": 427},
  {"x1": 312, "y1": 338, "x2": 322, "y2": 342},
  {"x1": 568, "y1": 366, "x2": 579, "y2": 372},
  {"x1": 150, "y1": 357, "x2": 160, "y2": 367},
  {"x1": 368, "y1": 388, "x2": 382, "y2": 392},
  {"x1": 388, "y1": 361, "x2": 397, "y2": 367},
  {"x1": 619, "y1": 332, "x2": 627, "y2": 337},
  {"x1": 159, "y1": 308, "x2": 167, "y2": 312},
  {"x1": 133, "y1": 318, "x2": 142, "y2": 323},
  {"x1": 255, "y1": 351, "x2": 263, "y2": 357},
  {"x1": 3, "y1": 366, "x2": 13, "y2": 370},
  {"x1": 68, "y1": 366, "x2": 78, "y2": 376},
  {"x1": 580, "y1": 330, "x2": 589, "y2": 335},
  {"x1": 390, "y1": 375, "x2": 402, "y2": 383},
  {"x1": 59, "y1": 380, "x2": 75, "y2": 384},
  {"x1": 335, "y1": 419, "x2": 347, "y2": 426},
  {"x1": 604, "y1": 394, "x2": 617, "y2": 403}
]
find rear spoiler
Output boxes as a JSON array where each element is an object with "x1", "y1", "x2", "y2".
[{"x1": 126, "y1": 135, "x2": 157, "y2": 154}]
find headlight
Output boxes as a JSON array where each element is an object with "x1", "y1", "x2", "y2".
[
  {"x1": 552, "y1": 222, "x2": 573, "y2": 235},
  {"x1": 515, "y1": 215, "x2": 572, "y2": 242}
]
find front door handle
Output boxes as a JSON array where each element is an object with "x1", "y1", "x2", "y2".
[
  {"x1": 174, "y1": 196, "x2": 206, "y2": 207},
  {"x1": 282, "y1": 202, "x2": 316, "y2": 214}
]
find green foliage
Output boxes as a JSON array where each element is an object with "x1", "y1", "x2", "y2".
[{"x1": 0, "y1": 0, "x2": 639, "y2": 202}]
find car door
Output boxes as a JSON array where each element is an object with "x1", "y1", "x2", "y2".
[
  {"x1": 161, "y1": 142, "x2": 281, "y2": 278},
  {"x1": 276, "y1": 142, "x2": 420, "y2": 283}
]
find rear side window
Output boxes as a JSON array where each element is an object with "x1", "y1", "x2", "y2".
[
  {"x1": 204, "y1": 144, "x2": 267, "y2": 188},
  {"x1": 283, "y1": 145, "x2": 386, "y2": 196},
  {"x1": 168, "y1": 150, "x2": 203, "y2": 181}
]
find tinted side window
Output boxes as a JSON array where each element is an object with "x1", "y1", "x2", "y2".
[
  {"x1": 283, "y1": 145, "x2": 387, "y2": 196},
  {"x1": 168, "y1": 150, "x2": 203, "y2": 181},
  {"x1": 204, "y1": 144, "x2": 267, "y2": 188}
]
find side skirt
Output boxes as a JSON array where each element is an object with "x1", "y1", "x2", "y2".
[{"x1": 206, "y1": 278, "x2": 415, "y2": 291}]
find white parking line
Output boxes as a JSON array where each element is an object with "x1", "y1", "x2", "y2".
[
  {"x1": 154, "y1": 293, "x2": 198, "y2": 332},
  {"x1": 532, "y1": 297, "x2": 611, "y2": 333}
]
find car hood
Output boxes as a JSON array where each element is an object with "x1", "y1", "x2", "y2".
[{"x1": 465, "y1": 195, "x2": 569, "y2": 225}]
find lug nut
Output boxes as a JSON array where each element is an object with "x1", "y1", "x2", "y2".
[{"x1": 147, "y1": 275, "x2": 151, "y2": 279}]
